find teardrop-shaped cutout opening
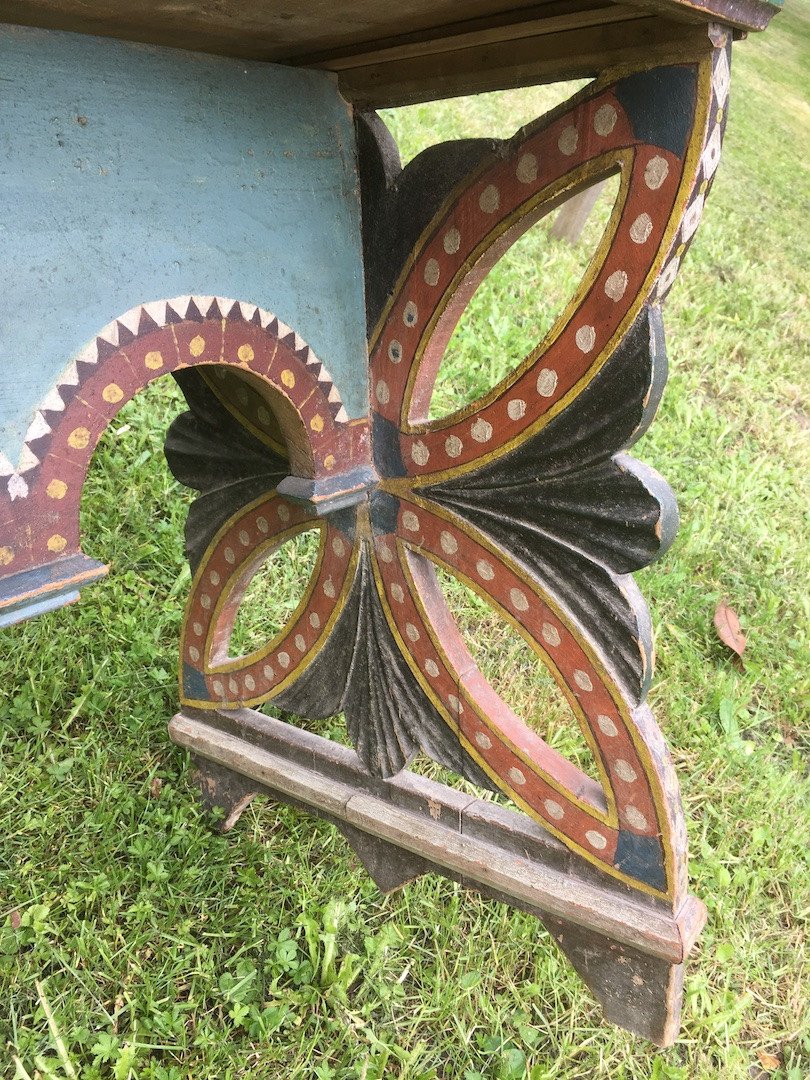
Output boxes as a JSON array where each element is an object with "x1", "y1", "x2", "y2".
[
  {"x1": 267, "y1": 695, "x2": 354, "y2": 749},
  {"x1": 432, "y1": 565, "x2": 603, "y2": 787},
  {"x1": 380, "y1": 80, "x2": 591, "y2": 165},
  {"x1": 228, "y1": 528, "x2": 321, "y2": 659},
  {"x1": 426, "y1": 174, "x2": 621, "y2": 421}
]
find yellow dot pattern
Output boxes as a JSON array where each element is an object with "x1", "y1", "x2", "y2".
[
  {"x1": 0, "y1": 547, "x2": 14, "y2": 566},
  {"x1": 145, "y1": 351, "x2": 164, "y2": 370},
  {"x1": 103, "y1": 383, "x2": 124, "y2": 403},
  {"x1": 68, "y1": 427, "x2": 91, "y2": 450},
  {"x1": 281, "y1": 369, "x2": 295, "y2": 388},
  {"x1": 310, "y1": 414, "x2": 324, "y2": 433},
  {"x1": 46, "y1": 479, "x2": 68, "y2": 499},
  {"x1": 47, "y1": 534, "x2": 67, "y2": 553},
  {"x1": 324, "y1": 454, "x2": 335, "y2": 470},
  {"x1": 189, "y1": 335, "x2": 206, "y2": 357},
  {"x1": 237, "y1": 344, "x2": 254, "y2": 363}
]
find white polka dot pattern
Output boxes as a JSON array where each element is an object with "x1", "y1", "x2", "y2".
[{"x1": 558, "y1": 125, "x2": 578, "y2": 155}]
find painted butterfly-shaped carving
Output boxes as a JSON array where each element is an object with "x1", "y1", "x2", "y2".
[{"x1": 169, "y1": 46, "x2": 730, "y2": 902}]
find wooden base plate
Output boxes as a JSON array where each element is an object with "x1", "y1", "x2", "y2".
[{"x1": 170, "y1": 706, "x2": 705, "y2": 1045}]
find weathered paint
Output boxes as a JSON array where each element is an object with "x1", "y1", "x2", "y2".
[
  {"x1": 0, "y1": 295, "x2": 375, "y2": 584},
  {"x1": 0, "y1": 23, "x2": 368, "y2": 473},
  {"x1": 171, "y1": 43, "x2": 731, "y2": 904},
  {"x1": 0, "y1": 16, "x2": 742, "y2": 1048}
]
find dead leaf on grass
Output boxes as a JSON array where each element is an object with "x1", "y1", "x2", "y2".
[
  {"x1": 756, "y1": 1049, "x2": 781, "y2": 1072},
  {"x1": 714, "y1": 600, "x2": 746, "y2": 665}
]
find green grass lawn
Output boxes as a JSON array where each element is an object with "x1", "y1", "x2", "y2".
[{"x1": 2, "y1": 7, "x2": 809, "y2": 1078}]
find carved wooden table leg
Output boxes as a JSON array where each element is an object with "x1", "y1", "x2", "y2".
[
  {"x1": 165, "y1": 33, "x2": 732, "y2": 1045},
  {"x1": 1, "y1": 17, "x2": 743, "y2": 1047}
]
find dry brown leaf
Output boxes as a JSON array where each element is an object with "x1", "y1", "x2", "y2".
[
  {"x1": 714, "y1": 600, "x2": 747, "y2": 662},
  {"x1": 149, "y1": 777, "x2": 163, "y2": 799},
  {"x1": 756, "y1": 1050, "x2": 781, "y2": 1072},
  {"x1": 10, "y1": 909, "x2": 20, "y2": 930}
]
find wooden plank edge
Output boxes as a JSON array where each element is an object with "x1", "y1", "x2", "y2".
[
  {"x1": 623, "y1": 0, "x2": 779, "y2": 32},
  {"x1": 169, "y1": 709, "x2": 700, "y2": 963},
  {"x1": 328, "y1": 17, "x2": 713, "y2": 108},
  {"x1": 0, "y1": 553, "x2": 107, "y2": 625},
  {"x1": 295, "y1": 3, "x2": 639, "y2": 70}
]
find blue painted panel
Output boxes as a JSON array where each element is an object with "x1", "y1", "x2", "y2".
[{"x1": 0, "y1": 24, "x2": 368, "y2": 467}]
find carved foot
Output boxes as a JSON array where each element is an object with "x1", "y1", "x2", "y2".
[
  {"x1": 335, "y1": 821, "x2": 431, "y2": 894},
  {"x1": 545, "y1": 916, "x2": 688, "y2": 1046},
  {"x1": 170, "y1": 706, "x2": 706, "y2": 1046},
  {"x1": 189, "y1": 753, "x2": 259, "y2": 833}
]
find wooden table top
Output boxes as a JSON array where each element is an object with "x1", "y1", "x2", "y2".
[{"x1": 0, "y1": 0, "x2": 781, "y2": 105}]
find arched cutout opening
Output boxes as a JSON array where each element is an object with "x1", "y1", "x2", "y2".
[
  {"x1": 77, "y1": 375, "x2": 193, "y2": 641},
  {"x1": 0, "y1": 294, "x2": 361, "y2": 606},
  {"x1": 425, "y1": 174, "x2": 622, "y2": 421},
  {"x1": 79, "y1": 364, "x2": 296, "y2": 592},
  {"x1": 80, "y1": 374, "x2": 190, "y2": 557}
]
